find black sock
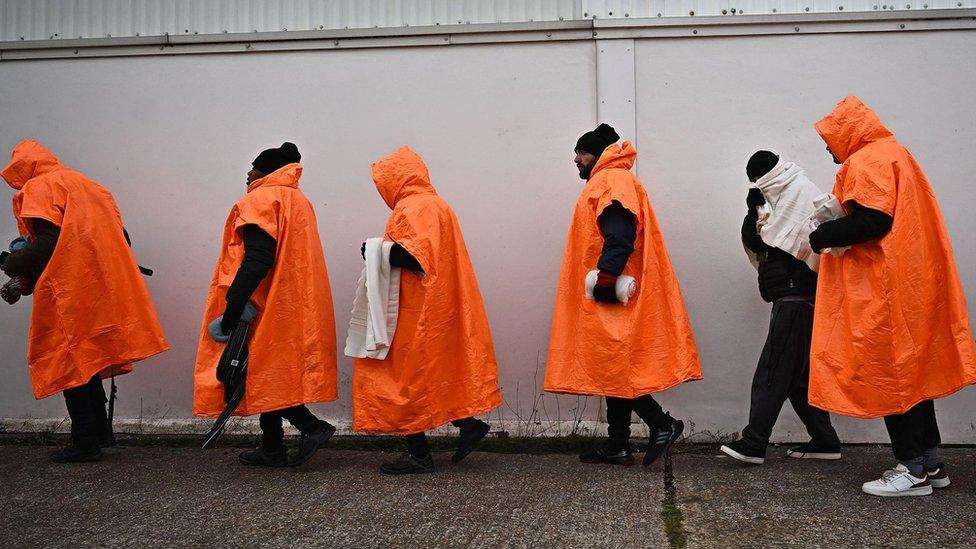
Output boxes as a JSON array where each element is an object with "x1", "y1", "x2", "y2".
[{"x1": 406, "y1": 433, "x2": 429, "y2": 458}]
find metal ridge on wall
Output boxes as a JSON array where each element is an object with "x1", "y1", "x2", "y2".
[
  {"x1": 580, "y1": 0, "x2": 974, "y2": 18},
  {"x1": 0, "y1": 7, "x2": 974, "y2": 60},
  {"x1": 2, "y1": 0, "x2": 973, "y2": 42},
  {"x1": 1, "y1": 0, "x2": 581, "y2": 41}
]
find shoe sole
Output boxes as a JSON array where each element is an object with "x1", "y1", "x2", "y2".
[
  {"x1": 644, "y1": 420, "x2": 684, "y2": 467},
  {"x1": 452, "y1": 422, "x2": 491, "y2": 464},
  {"x1": 719, "y1": 445, "x2": 764, "y2": 465},
  {"x1": 579, "y1": 457, "x2": 636, "y2": 466},
  {"x1": 861, "y1": 485, "x2": 933, "y2": 497},
  {"x1": 50, "y1": 454, "x2": 102, "y2": 464},
  {"x1": 787, "y1": 451, "x2": 841, "y2": 460},
  {"x1": 238, "y1": 453, "x2": 287, "y2": 468},
  {"x1": 289, "y1": 423, "x2": 337, "y2": 467},
  {"x1": 379, "y1": 466, "x2": 436, "y2": 475},
  {"x1": 238, "y1": 458, "x2": 287, "y2": 468},
  {"x1": 930, "y1": 477, "x2": 951, "y2": 489}
]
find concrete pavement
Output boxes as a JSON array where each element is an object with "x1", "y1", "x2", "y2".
[{"x1": 1, "y1": 443, "x2": 974, "y2": 548}]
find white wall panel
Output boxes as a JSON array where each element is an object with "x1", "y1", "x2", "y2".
[
  {"x1": 0, "y1": 41, "x2": 598, "y2": 435},
  {"x1": 634, "y1": 30, "x2": 976, "y2": 444},
  {"x1": 0, "y1": 15, "x2": 973, "y2": 443},
  {"x1": 596, "y1": 39, "x2": 638, "y2": 168}
]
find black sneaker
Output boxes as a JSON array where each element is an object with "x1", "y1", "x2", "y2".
[
  {"x1": 786, "y1": 440, "x2": 841, "y2": 460},
  {"x1": 719, "y1": 439, "x2": 766, "y2": 465},
  {"x1": 380, "y1": 452, "x2": 435, "y2": 475},
  {"x1": 99, "y1": 431, "x2": 117, "y2": 449},
  {"x1": 238, "y1": 447, "x2": 288, "y2": 468},
  {"x1": 452, "y1": 419, "x2": 490, "y2": 463},
  {"x1": 290, "y1": 422, "x2": 336, "y2": 467},
  {"x1": 579, "y1": 443, "x2": 635, "y2": 466},
  {"x1": 926, "y1": 462, "x2": 950, "y2": 489},
  {"x1": 50, "y1": 444, "x2": 102, "y2": 463},
  {"x1": 643, "y1": 415, "x2": 684, "y2": 467}
]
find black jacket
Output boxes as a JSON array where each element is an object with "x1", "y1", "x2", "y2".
[
  {"x1": 597, "y1": 201, "x2": 636, "y2": 276},
  {"x1": 742, "y1": 212, "x2": 817, "y2": 303},
  {"x1": 808, "y1": 201, "x2": 893, "y2": 252}
]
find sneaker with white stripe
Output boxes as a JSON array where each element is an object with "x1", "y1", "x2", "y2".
[
  {"x1": 861, "y1": 464, "x2": 932, "y2": 497},
  {"x1": 786, "y1": 441, "x2": 841, "y2": 460},
  {"x1": 926, "y1": 462, "x2": 951, "y2": 489}
]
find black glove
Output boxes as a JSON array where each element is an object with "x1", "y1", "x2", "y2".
[
  {"x1": 1, "y1": 279, "x2": 22, "y2": 304},
  {"x1": 747, "y1": 188, "x2": 766, "y2": 209},
  {"x1": 218, "y1": 301, "x2": 257, "y2": 336},
  {"x1": 809, "y1": 226, "x2": 826, "y2": 254},
  {"x1": 593, "y1": 284, "x2": 619, "y2": 304},
  {"x1": 389, "y1": 243, "x2": 423, "y2": 272},
  {"x1": 219, "y1": 311, "x2": 238, "y2": 335}
]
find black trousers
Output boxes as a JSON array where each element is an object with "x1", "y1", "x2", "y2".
[
  {"x1": 741, "y1": 300, "x2": 840, "y2": 450},
  {"x1": 606, "y1": 395, "x2": 672, "y2": 451},
  {"x1": 884, "y1": 400, "x2": 941, "y2": 462},
  {"x1": 62, "y1": 373, "x2": 110, "y2": 450},
  {"x1": 405, "y1": 418, "x2": 477, "y2": 457},
  {"x1": 259, "y1": 406, "x2": 323, "y2": 451}
]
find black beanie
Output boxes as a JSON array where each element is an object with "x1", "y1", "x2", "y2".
[
  {"x1": 252, "y1": 142, "x2": 301, "y2": 175},
  {"x1": 575, "y1": 123, "x2": 620, "y2": 157},
  {"x1": 746, "y1": 150, "x2": 779, "y2": 181}
]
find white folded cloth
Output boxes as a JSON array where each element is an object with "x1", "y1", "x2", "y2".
[
  {"x1": 751, "y1": 157, "x2": 824, "y2": 272},
  {"x1": 809, "y1": 193, "x2": 850, "y2": 256},
  {"x1": 344, "y1": 238, "x2": 401, "y2": 360},
  {"x1": 584, "y1": 270, "x2": 638, "y2": 304}
]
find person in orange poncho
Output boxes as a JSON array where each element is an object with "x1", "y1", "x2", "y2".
[
  {"x1": 0, "y1": 140, "x2": 168, "y2": 463},
  {"x1": 809, "y1": 96, "x2": 976, "y2": 497},
  {"x1": 545, "y1": 124, "x2": 702, "y2": 467},
  {"x1": 353, "y1": 146, "x2": 502, "y2": 475},
  {"x1": 194, "y1": 143, "x2": 338, "y2": 468}
]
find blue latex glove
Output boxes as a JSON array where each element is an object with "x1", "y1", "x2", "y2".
[
  {"x1": 209, "y1": 301, "x2": 258, "y2": 342},
  {"x1": 9, "y1": 236, "x2": 30, "y2": 252}
]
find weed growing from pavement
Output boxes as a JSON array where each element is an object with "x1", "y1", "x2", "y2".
[{"x1": 660, "y1": 452, "x2": 688, "y2": 548}]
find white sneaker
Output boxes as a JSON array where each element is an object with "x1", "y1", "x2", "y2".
[
  {"x1": 719, "y1": 442, "x2": 765, "y2": 465},
  {"x1": 861, "y1": 464, "x2": 933, "y2": 497}
]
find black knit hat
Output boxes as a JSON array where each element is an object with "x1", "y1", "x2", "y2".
[
  {"x1": 746, "y1": 150, "x2": 779, "y2": 181},
  {"x1": 252, "y1": 142, "x2": 301, "y2": 175},
  {"x1": 575, "y1": 123, "x2": 620, "y2": 157}
]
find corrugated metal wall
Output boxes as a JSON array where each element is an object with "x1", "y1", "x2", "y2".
[
  {"x1": 2, "y1": 0, "x2": 972, "y2": 41},
  {"x1": 581, "y1": 0, "x2": 972, "y2": 18},
  {"x1": 0, "y1": 0, "x2": 580, "y2": 41}
]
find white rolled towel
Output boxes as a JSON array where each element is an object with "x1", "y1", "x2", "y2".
[
  {"x1": 584, "y1": 270, "x2": 638, "y2": 304},
  {"x1": 344, "y1": 238, "x2": 401, "y2": 360},
  {"x1": 809, "y1": 193, "x2": 850, "y2": 256}
]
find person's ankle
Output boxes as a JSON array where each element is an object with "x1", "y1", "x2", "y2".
[
  {"x1": 607, "y1": 441, "x2": 629, "y2": 453},
  {"x1": 307, "y1": 419, "x2": 329, "y2": 433},
  {"x1": 901, "y1": 458, "x2": 925, "y2": 477}
]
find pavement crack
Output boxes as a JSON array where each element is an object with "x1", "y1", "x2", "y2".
[{"x1": 660, "y1": 453, "x2": 688, "y2": 549}]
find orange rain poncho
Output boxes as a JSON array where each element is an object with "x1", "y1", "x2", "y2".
[
  {"x1": 545, "y1": 141, "x2": 702, "y2": 397},
  {"x1": 810, "y1": 96, "x2": 976, "y2": 418},
  {"x1": 1, "y1": 140, "x2": 169, "y2": 399},
  {"x1": 193, "y1": 163, "x2": 337, "y2": 416},
  {"x1": 352, "y1": 147, "x2": 502, "y2": 434}
]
